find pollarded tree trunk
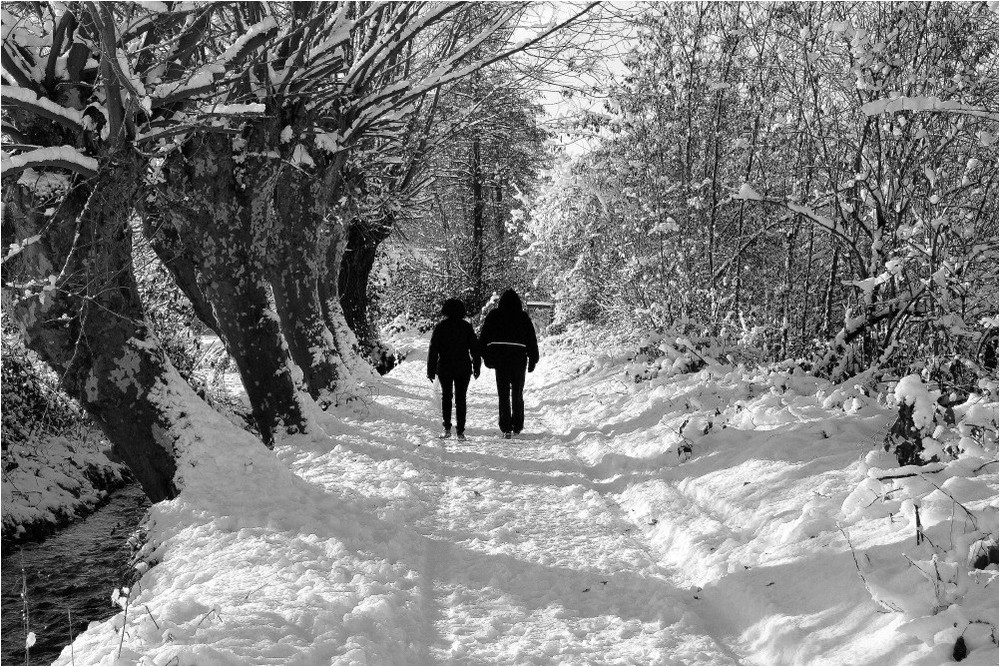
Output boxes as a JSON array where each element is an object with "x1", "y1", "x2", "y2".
[
  {"x1": 319, "y1": 227, "x2": 374, "y2": 381},
  {"x1": 338, "y1": 214, "x2": 392, "y2": 356},
  {"x1": 4, "y1": 155, "x2": 241, "y2": 502},
  {"x1": 155, "y1": 132, "x2": 308, "y2": 445},
  {"x1": 270, "y1": 167, "x2": 349, "y2": 403}
]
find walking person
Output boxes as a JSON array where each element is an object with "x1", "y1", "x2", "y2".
[
  {"x1": 428, "y1": 298, "x2": 481, "y2": 440},
  {"x1": 479, "y1": 289, "x2": 539, "y2": 439}
]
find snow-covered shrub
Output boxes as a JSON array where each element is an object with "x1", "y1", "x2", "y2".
[
  {"x1": 553, "y1": 267, "x2": 602, "y2": 329},
  {"x1": 380, "y1": 313, "x2": 433, "y2": 362},
  {"x1": 884, "y1": 375, "x2": 947, "y2": 466},
  {"x1": 842, "y1": 388, "x2": 999, "y2": 661},
  {"x1": 881, "y1": 374, "x2": 996, "y2": 468},
  {"x1": 1, "y1": 330, "x2": 89, "y2": 448}
]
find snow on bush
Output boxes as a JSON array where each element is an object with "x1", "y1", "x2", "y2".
[
  {"x1": 546, "y1": 326, "x2": 998, "y2": 660},
  {"x1": 841, "y1": 375, "x2": 999, "y2": 661}
]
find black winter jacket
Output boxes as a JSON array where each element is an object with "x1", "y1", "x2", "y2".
[
  {"x1": 479, "y1": 291, "x2": 539, "y2": 370},
  {"x1": 428, "y1": 317, "x2": 481, "y2": 378}
]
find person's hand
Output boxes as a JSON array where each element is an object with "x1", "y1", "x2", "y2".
[{"x1": 527, "y1": 361, "x2": 536, "y2": 373}]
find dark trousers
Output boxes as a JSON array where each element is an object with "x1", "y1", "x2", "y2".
[
  {"x1": 439, "y1": 374, "x2": 471, "y2": 433},
  {"x1": 495, "y1": 361, "x2": 526, "y2": 433}
]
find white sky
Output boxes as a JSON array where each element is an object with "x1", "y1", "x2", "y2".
[{"x1": 513, "y1": 2, "x2": 642, "y2": 155}]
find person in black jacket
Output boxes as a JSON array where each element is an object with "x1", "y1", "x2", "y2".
[
  {"x1": 427, "y1": 298, "x2": 481, "y2": 440},
  {"x1": 479, "y1": 289, "x2": 539, "y2": 439}
]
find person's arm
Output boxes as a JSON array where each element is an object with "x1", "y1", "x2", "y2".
[
  {"x1": 427, "y1": 324, "x2": 439, "y2": 380},
  {"x1": 525, "y1": 313, "x2": 539, "y2": 372}
]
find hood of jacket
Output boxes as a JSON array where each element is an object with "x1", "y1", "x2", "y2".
[{"x1": 498, "y1": 289, "x2": 523, "y2": 312}]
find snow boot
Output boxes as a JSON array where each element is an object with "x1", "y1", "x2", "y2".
[
  {"x1": 457, "y1": 433, "x2": 467, "y2": 442},
  {"x1": 503, "y1": 432, "x2": 512, "y2": 439},
  {"x1": 440, "y1": 429, "x2": 452, "y2": 439}
]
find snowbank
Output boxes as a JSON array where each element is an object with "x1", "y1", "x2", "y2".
[{"x1": 2, "y1": 434, "x2": 130, "y2": 546}]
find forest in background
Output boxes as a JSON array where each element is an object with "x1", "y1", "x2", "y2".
[{"x1": 2, "y1": 2, "x2": 998, "y2": 505}]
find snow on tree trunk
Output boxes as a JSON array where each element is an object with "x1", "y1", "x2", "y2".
[
  {"x1": 270, "y1": 168, "x2": 350, "y2": 404},
  {"x1": 320, "y1": 232, "x2": 375, "y2": 383},
  {"x1": 4, "y1": 156, "x2": 219, "y2": 502},
  {"x1": 156, "y1": 133, "x2": 308, "y2": 445}
]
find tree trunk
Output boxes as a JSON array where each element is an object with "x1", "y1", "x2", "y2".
[
  {"x1": 338, "y1": 214, "x2": 392, "y2": 356},
  {"x1": 320, "y1": 228, "x2": 373, "y2": 381},
  {"x1": 4, "y1": 156, "x2": 238, "y2": 502},
  {"x1": 781, "y1": 225, "x2": 798, "y2": 359},
  {"x1": 140, "y1": 209, "x2": 219, "y2": 333},
  {"x1": 470, "y1": 135, "x2": 486, "y2": 308},
  {"x1": 155, "y1": 132, "x2": 308, "y2": 445},
  {"x1": 822, "y1": 246, "x2": 841, "y2": 337},
  {"x1": 271, "y1": 167, "x2": 348, "y2": 403}
]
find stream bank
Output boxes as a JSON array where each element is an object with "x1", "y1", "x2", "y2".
[
  {"x1": 2, "y1": 434, "x2": 130, "y2": 550},
  {"x1": 1, "y1": 483, "x2": 150, "y2": 665}
]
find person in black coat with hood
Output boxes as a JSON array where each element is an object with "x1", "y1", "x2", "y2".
[
  {"x1": 428, "y1": 298, "x2": 481, "y2": 440},
  {"x1": 479, "y1": 289, "x2": 539, "y2": 438}
]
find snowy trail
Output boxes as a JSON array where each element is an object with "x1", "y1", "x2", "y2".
[
  {"x1": 282, "y1": 351, "x2": 744, "y2": 664},
  {"x1": 55, "y1": 334, "x2": 996, "y2": 665}
]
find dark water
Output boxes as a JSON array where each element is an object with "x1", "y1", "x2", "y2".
[{"x1": 1, "y1": 484, "x2": 150, "y2": 665}]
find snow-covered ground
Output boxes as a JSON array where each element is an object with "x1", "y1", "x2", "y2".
[
  {"x1": 55, "y1": 330, "x2": 998, "y2": 665},
  {"x1": 2, "y1": 434, "x2": 129, "y2": 544}
]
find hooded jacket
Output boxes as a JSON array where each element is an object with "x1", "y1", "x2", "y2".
[{"x1": 479, "y1": 290, "x2": 539, "y2": 369}]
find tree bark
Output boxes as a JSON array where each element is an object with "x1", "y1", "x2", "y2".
[
  {"x1": 319, "y1": 228, "x2": 373, "y2": 380},
  {"x1": 470, "y1": 135, "x2": 486, "y2": 308},
  {"x1": 156, "y1": 131, "x2": 308, "y2": 445},
  {"x1": 4, "y1": 155, "x2": 229, "y2": 502},
  {"x1": 140, "y1": 209, "x2": 219, "y2": 333},
  {"x1": 270, "y1": 167, "x2": 349, "y2": 403},
  {"x1": 338, "y1": 214, "x2": 392, "y2": 357}
]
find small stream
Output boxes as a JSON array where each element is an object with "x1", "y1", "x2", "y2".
[{"x1": 2, "y1": 484, "x2": 150, "y2": 665}]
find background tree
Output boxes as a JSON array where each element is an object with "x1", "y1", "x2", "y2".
[{"x1": 524, "y1": 1, "x2": 998, "y2": 388}]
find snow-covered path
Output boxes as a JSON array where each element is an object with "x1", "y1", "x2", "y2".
[
  {"x1": 56, "y1": 333, "x2": 997, "y2": 665},
  {"x1": 282, "y1": 354, "x2": 741, "y2": 664}
]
